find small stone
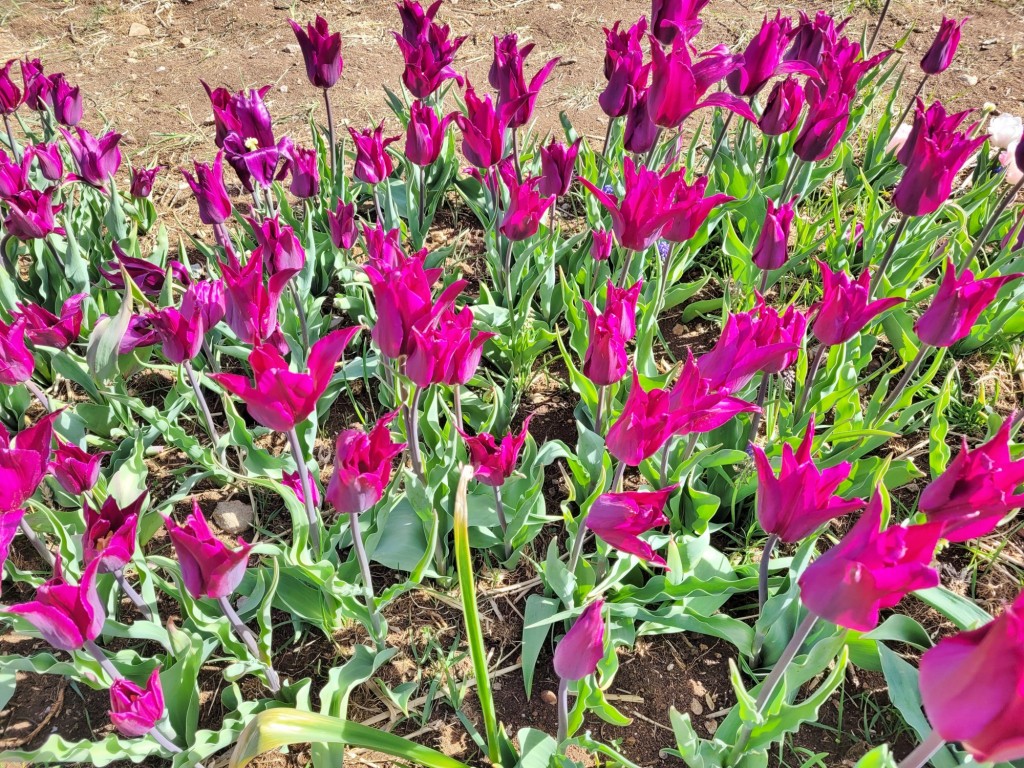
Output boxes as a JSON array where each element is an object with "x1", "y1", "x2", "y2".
[
  {"x1": 705, "y1": 719, "x2": 718, "y2": 736},
  {"x1": 284, "y1": 43, "x2": 301, "y2": 54},
  {"x1": 213, "y1": 500, "x2": 254, "y2": 534},
  {"x1": 540, "y1": 690, "x2": 558, "y2": 706},
  {"x1": 155, "y1": 66, "x2": 167, "y2": 73},
  {"x1": 547, "y1": 2, "x2": 562, "y2": 8},
  {"x1": 667, "y1": 662, "x2": 675, "y2": 672},
  {"x1": 279, "y1": 85, "x2": 289, "y2": 93},
  {"x1": 273, "y1": 0, "x2": 290, "y2": 8},
  {"x1": 128, "y1": 22, "x2": 150, "y2": 37},
  {"x1": 672, "y1": 323, "x2": 685, "y2": 337},
  {"x1": 689, "y1": 680, "x2": 707, "y2": 697},
  {"x1": 126, "y1": 57, "x2": 140, "y2": 65},
  {"x1": 961, "y1": 74, "x2": 979, "y2": 86},
  {"x1": 178, "y1": 37, "x2": 192, "y2": 47},
  {"x1": 690, "y1": 699, "x2": 704, "y2": 715}
]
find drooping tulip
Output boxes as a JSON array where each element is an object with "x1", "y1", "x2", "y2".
[
  {"x1": 182, "y1": 152, "x2": 233, "y2": 226},
  {"x1": 109, "y1": 668, "x2": 165, "y2": 738},
  {"x1": 128, "y1": 165, "x2": 162, "y2": 198},
  {"x1": 758, "y1": 76, "x2": 805, "y2": 136},
  {"x1": 586, "y1": 487, "x2": 675, "y2": 565},
  {"x1": 553, "y1": 600, "x2": 605, "y2": 681},
  {"x1": 50, "y1": 440, "x2": 106, "y2": 496},
  {"x1": 914, "y1": 259, "x2": 1022, "y2": 348},
  {"x1": 289, "y1": 15, "x2": 344, "y2": 89},
  {"x1": 406, "y1": 306, "x2": 495, "y2": 388},
  {"x1": 211, "y1": 326, "x2": 359, "y2": 432},
  {"x1": 582, "y1": 299, "x2": 629, "y2": 387},
  {"x1": 0, "y1": 413, "x2": 57, "y2": 513},
  {"x1": 647, "y1": 38, "x2": 753, "y2": 129},
  {"x1": 287, "y1": 144, "x2": 320, "y2": 199},
  {"x1": 651, "y1": 0, "x2": 710, "y2": 45},
  {"x1": 406, "y1": 100, "x2": 455, "y2": 167},
  {"x1": 327, "y1": 200, "x2": 357, "y2": 249},
  {"x1": 0, "y1": 319, "x2": 34, "y2": 385},
  {"x1": 489, "y1": 33, "x2": 559, "y2": 129},
  {"x1": 919, "y1": 417, "x2": 1024, "y2": 542},
  {"x1": 658, "y1": 168, "x2": 734, "y2": 243},
  {"x1": 812, "y1": 261, "x2": 904, "y2": 346},
  {"x1": 100, "y1": 243, "x2": 191, "y2": 297},
  {"x1": 165, "y1": 501, "x2": 252, "y2": 599},
  {"x1": 606, "y1": 369, "x2": 675, "y2": 466},
  {"x1": 668, "y1": 351, "x2": 759, "y2": 436},
  {"x1": 325, "y1": 411, "x2": 405, "y2": 515},
  {"x1": 83, "y1": 492, "x2": 145, "y2": 571},
  {"x1": 5, "y1": 556, "x2": 104, "y2": 651},
  {"x1": 918, "y1": 590, "x2": 1024, "y2": 764},
  {"x1": 3, "y1": 188, "x2": 63, "y2": 241},
  {"x1": 60, "y1": 127, "x2": 122, "y2": 188},
  {"x1": 461, "y1": 416, "x2": 533, "y2": 488},
  {"x1": 752, "y1": 417, "x2": 864, "y2": 543},
  {"x1": 798, "y1": 489, "x2": 941, "y2": 631},
  {"x1": 920, "y1": 16, "x2": 967, "y2": 75},
  {"x1": 751, "y1": 197, "x2": 796, "y2": 271}
]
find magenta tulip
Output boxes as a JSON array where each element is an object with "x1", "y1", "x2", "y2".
[
  {"x1": 289, "y1": 15, "x2": 343, "y2": 89},
  {"x1": 165, "y1": 501, "x2": 252, "y2": 599},
  {"x1": 327, "y1": 200, "x2": 357, "y2": 249},
  {"x1": 182, "y1": 152, "x2": 233, "y2": 226},
  {"x1": 461, "y1": 416, "x2": 533, "y2": 488},
  {"x1": 726, "y1": 12, "x2": 815, "y2": 98},
  {"x1": 5, "y1": 556, "x2": 105, "y2": 651},
  {"x1": 349, "y1": 122, "x2": 400, "y2": 185},
  {"x1": 586, "y1": 487, "x2": 675, "y2": 565},
  {"x1": 50, "y1": 440, "x2": 106, "y2": 496},
  {"x1": 50, "y1": 74, "x2": 83, "y2": 127},
  {"x1": 758, "y1": 76, "x2": 804, "y2": 136},
  {"x1": 455, "y1": 81, "x2": 510, "y2": 169},
  {"x1": 582, "y1": 299, "x2": 629, "y2": 387},
  {"x1": 0, "y1": 318, "x2": 34, "y2": 385},
  {"x1": 83, "y1": 492, "x2": 145, "y2": 571},
  {"x1": 250, "y1": 215, "x2": 306, "y2": 274},
  {"x1": 651, "y1": 0, "x2": 710, "y2": 45},
  {"x1": 698, "y1": 301, "x2": 804, "y2": 392},
  {"x1": 28, "y1": 143, "x2": 64, "y2": 182},
  {"x1": 287, "y1": 144, "x2": 320, "y2": 199},
  {"x1": 603, "y1": 280, "x2": 642, "y2": 341},
  {"x1": 60, "y1": 127, "x2": 121, "y2": 188},
  {"x1": 407, "y1": 306, "x2": 494, "y2": 388},
  {"x1": 812, "y1": 261, "x2": 904, "y2": 346},
  {"x1": 0, "y1": 59, "x2": 22, "y2": 115},
  {"x1": 606, "y1": 368, "x2": 674, "y2": 466},
  {"x1": 591, "y1": 229, "x2": 614, "y2": 262},
  {"x1": 109, "y1": 668, "x2": 165, "y2": 738},
  {"x1": 489, "y1": 33, "x2": 559, "y2": 129},
  {"x1": 538, "y1": 138, "x2": 580, "y2": 198},
  {"x1": 783, "y1": 10, "x2": 847, "y2": 69},
  {"x1": 553, "y1": 600, "x2": 605, "y2": 681},
  {"x1": 751, "y1": 197, "x2": 796, "y2": 271},
  {"x1": 499, "y1": 163, "x2": 554, "y2": 241},
  {"x1": 920, "y1": 16, "x2": 967, "y2": 75},
  {"x1": 914, "y1": 259, "x2": 1022, "y2": 348},
  {"x1": 219, "y1": 248, "x2": 296, "y2": 348},
  {"x1": 128, "y1": 165, "x2": 162, "y2": 198},
  {"x1": 599, "y1": 19, "x2": 648, "y2": 119},
  {"x1": 0, "y1": 413, "x2": 56, "y2": 513},
  {"x1": 3, "y1": 187, "x2": 63, "y2": 242},
  {"x1": 283, "y1": 469, "x2": 321, "y2": 509},
  {"x1": 326, "y1": 411, "x2": 405, "y2": 515},
  {"x1": 659, "y1": 168, "x2": 734, "y2": 243},
  {"x1": 100, "y1": 243, "x2": 191, "y2": 298},
  {"x1": 668, "y1": 351, "x2": 759, "y2": 435},
  {"x1": 392, "y1": 7, "x2": 465, "y2": 99},
  {"x1": 406, "y1": 100, "x2": 456, "y2": 167}
]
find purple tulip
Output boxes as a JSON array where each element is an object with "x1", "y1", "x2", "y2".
[
  {"x1": 489, "y1": 33, "x2": 559, "y2": 129},
  {"x1": 659, "y1": 167, "x2": 734, "y2": 243},
  {"x1": 0, "y1": 318, "x2": 34, "y2": 385},
  {"x1": 0, "y1": 412, "x2": 57, "y2": 513},
  {"x1": 289, "y1": 15, "x2": 344, "y2": 89},
  {"x1": 604, "y1": 280, "x2": 642, "y2": 341},
  {"x1": 751, "y1": 197, "x2": 796, "y2": 271},
  {"x1": 920, "y1": 16, "x2": 967, "y2": 75},
  {"x1": 586, "y1": 487, "x2": 675, "y2": 565},
  {"x1": 407, "y1": 306, "x2": 494, "y2": 388},
  {"x1": 393, "y1": 10, "x2": 466, "y2": 99},
  {"x1": 668, "y1": 351, "x2": 759, "y2": 436},
  {"x1": 582, "y1": 299, "x2": 629, "y2": 387},
  {"x1": 327, "y1": 200, "x2": 357, "y2": 249},
  {"x1": 349, "y1": 122, "x2": 400, "y2": 185},
  {"x1": 538, "y1": 138, "x2": 580, "y2": 198},
  {"x1": 83, "y1": 492, "x2": 144, "y2": 571},
  {"x1": 326, "y1": 411, "x2": 405, "y2": 515},
  {"x1": 454, "y1": 81, "x2": 511, "y2": 169},
  {"x1": 165, "y1": 501, "x2": 252, "y2": 599},
  {"x1": 13, "y1": 295, "x2": 85, "y2": 351},
  {"x1": 249, "y1": 215, "x2": 306, "y2": 274},
  {"x1": 0, "y1": 509, "x2": 24, "y2": 595},
  {"x1": 553, "y1": 600, "x2": 605, "y2": 681},
  {"x1": 3, "y1": 187, "x2": 63, "y2": 242},
  {"x1": 182, "y1": 152, "x2": 232, "y2": 226},
  {"x1": 591, "y1": 229, "x2": 614, "y2": 262},
  {"x1": 21, "y1": 58, "x2": 51, "y2": 111},
  {"x1": 283, "y1": 470, "x2": 321, "y2": 509},
  {"x1": 50, "y1": 440, "x2": 106, "y2": 496},
  {"x1": 758, "y1": 76, "x2": 804, "y2": 136},
  {"x1": 219, "y1": 86, "x2": 290, "y2": 191},
  {"x1": 783, "y1": 11, "x2": 848, "y2": 70},
  {"x1": 726, "y1": 12, "x2": 815, "y2": 98},
  {"x1": 599, "y1": 19, "x2": 648, "y2": 119},
  {"x1": 651, "y1": 0, "x2": 710, "y2": 46},
  {"x1": 406, "y1": 100, "x2": 456, "y2": 167},
  {"x1": 623, "y1": 90, "x2": 659, "y2": 155},
  {"x1": 812, "y1": 261, "x2": 903, "y2": 346},
  {"x1": 0, "y1": 59, "x2": 22, "y2": 115},
  {"x1": 362, "y1": 223, "x2": 405, "y2": 271},
  {"x1": 0, "y1": 149, "x2": 29, "y2": 196},
  {"x1": 50, "y1": 74, "x2": 83, "y2": 127},
  {"x1": 60, "y1": 127, "x2": 122, "y2": 188},
  {"x1": 5, "y1": 556, "x2": 105, "y2": 651},
  {"x1": 396, "y1": 0, "x2": 442, "y2": 43},
  {"x1": 129, "y1": 165, "x2": 162, "y2": 198},
  {"x1": 109, "y1": 668, "x2": 165, "y2": 738},
  {"x1": 460, "y1": 416, "x2": 533, "y2": 488},
  {"x1": 606, "y1": 368, "x2": 675, "y2": 465},
  {"x1": 218, "y1": 248, "x2": 295, "y2": 347},
  {"x1": 100, "y1": 242, "x2": 191, "y2": 298},
  {"x1": 915, "y1": 259, "x2": 1022, "y2": 347},
  {"x1": 28, "y1": 143, "x2": 64, "y2": 182},
  {"x1": 498, "y1": 162, "x2": 554, "y2": 241}
]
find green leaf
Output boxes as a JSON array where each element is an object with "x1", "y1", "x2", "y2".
[
  {"x1": 87, "y1": 281, "x2": 134, "y2": 382},
  {"x1": 522, "y1": 595, "x2": 558, "y2": 699}
]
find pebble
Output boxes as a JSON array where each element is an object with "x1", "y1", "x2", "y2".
[
  {"x1": 178, "y1": 37, "x2": 192, "y2": 47},
  {"x1": 128, "y1": 22, "x2": 150, "y2": 37},
  {"x1": 279, "y1": 85, "x2": 289, "y2": 93},
  {"x1": 690, "y1": 698, "x2": 704, "y2": 715},
  {"x1": 156, "y1": 66, "x2": 167, "y2": 73},
  {"x1": 961, "y1": 74, "x2": 979, "y2": 86},
  {"x1": 213, "y1": 499, "x2": 254, "y2": 534},
  {"x1": 705, "y1": 719, "x2": 718, "y2": 736},
  {"x1": 540, "y1": 690, "x2": 558, "y2": 705},
  {"x1": 284, "y1": 43, "x2": 302, "y2": 54}
]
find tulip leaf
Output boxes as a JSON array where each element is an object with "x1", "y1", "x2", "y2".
[
  {"x1": 521, "y1": 594, "x2": 559, "y2": 699},
  {"x1": 86, "y1": 282, "x2": 134, "y2": 382}
]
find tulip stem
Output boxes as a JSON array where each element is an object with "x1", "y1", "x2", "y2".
[
  {"x1": 556, "y1": 677, "x2": 569, "y2": 743},
  {"x1": 511, "y1": 127, "x2": 523, "y2": 183},
  {"x1": 960, "y1": 175, "x2": 1024, "y2": 276},
  {"x1": 150, "y1": 727, "x2": 184, "y2": 755},
  {"x1": 729, "y1": 612, "x2": 818, "y2": 762},
  {"x1": 493, "y1": 485, "x2": 511, "y2": 559},
  {"x1": 795, "y1": 344, "x2": 827, "y2": 422},
  {"x1": 18, "y1": 518, "x2": 54, "y2": 568},
  {"x1": 747, "y1": 373, "x2": 772, "y2": 445},
  {"x1": 644, "y1": 127, "x2": 664, "y2": 168},
  {"x1": 286, "y1": 428, "x2": 321, "y2": 555},
  {"x1": 659, "y1": 442, "x2": 671, "y2": 487},
  {"x1": 704, "y1": 112, "x2": 735, "y2": 172},
  {"x1": 870, "y1": 213, "x2": 909, "y2": 296},
  {"x1": 216, "y1": 596, "x2": 282, "y2": 694},
  {"x1": 594, "y1": 385, "x2": 606, "y2": 436},
  {"x1": 617, "y1": 247, "x2": 635, "y2": 289},
  {"x1": 349, "y1": 511, "x2": 384, "y2": 647},
  {"x1": 779, "y1": 158, "x2": 804, "y2": 202},
  {"x1": 288, "y1": 281, "x2": 311, "y2": 353},
  {"x1": 83, "y1": 639, "x2": 123, "y2": 682},
  {"x1": 568, "y1": 462, "x2": 624, "y2": 574},
  {"x1": 503, "y1": 235, "x2": 515, "y2": 319},
  {"x1": 878, "y1": 345, "x2": 930, "y2": 418},
  {"x1": 417, "y1": 163, "x2": 427, "y2": 232},
  {"x1": 756, "y1": 135, "x2": 776, "y2": 185},
  {"x1": 201, "y1": 338, "x2": 220, "y2": 374},
  {"x1": 757, "y1": 534, "x2": 779, "y2": 612},
  {"x1": 323, "y1": 89, "x2": 336, "y2": 177},
  {"x1": 114, "y1": 568, "x2": 154, "y2": 621},
  {"x1": 23, "y1": 380, "x2": 52, "y2": 412},
  {"x1": 453, "y1": 383, "x2": 463, "y2": 428},
  {"x1": 43, "y1": 236, "x2": 67, "y2": 272},
  {"x1": 2, "y1": 114, "x2": 19, "y2": 162},
  {"x1": 184, "y1": 362, "x2": 220, "y2": 449},
  {"x1": 601, "y1": 117, "x2": 615, "y2": 159},
  {"x1": 406, "y1": 387, "x2": 426, "y2": 484},
  {"x1": 897, "y1": 730, "x2": 946, "y2": 768},
  {"x1": 866, "y1": 0, "x2": 892, "y2": 54},
  {"x1": 894, "y1": 75, "x2": 928, "y2": 134}
]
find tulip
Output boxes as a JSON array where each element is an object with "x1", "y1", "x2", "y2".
[
  {"x1": 914, "y1": 259, "x2": 1023, "y2": 347},
  {"x1": 83, "y1": 492, "x2": 145, "y2": 571},
  {"x1": 60, "y1": 127, "x2": 121, "y2": 188},
  {"x1": 893, "y1": 99, "x2": 986, "y2": 217},
  {"x1": 3, "y1": 187, "x2": 63, "y2": 241},
  {"x1": 211, "y1": 326, "x2": 359, "y2": 432},
  {"x1": 599, "y1": 19, "x2": 648, "y2": 119},
  {"x1": 490, "y1": 33, "x2": 559, "y2": 129},
  {"x1": 553, "y1": 600, "x2": 605, "y2": 681},
  {"x1": 454, "y1": 81, "x2": 510, "y2": 169},
  {"x1": 406, "y1": 100, "x2": 455, "y2": 167},
  {"x1": 289, "y1": 15, "x2": 344, "y2": 89},
  {"x1": 698, "y1": 301, "x2": 804, "y2": 392},
  {"x1": 586, "y1": 487, "x2": 675, "y2": 565},
  {"x1": 461, "y1": 416, "x2": 532, "y2": 488},
  {"x1": 5, "y1": 556, "x2": 105, "y2": 651},
  {"x1": 396, "y1": 0, "x2": 441, "y2": 42},
  {"x1": 182, "y1": 152, "x2": 233, "y2": 226},
  {"x1": 0, "y1": 413, "x2": 56, "y2": 513},
  {"x1": 184, "y1": 278, "x2": 227, "y2": 331},
  {"x1": 349, "y1": 122, "x2": 400, "y2": 185},
  {"x1": 758, "y1": 76, "x2": 804, "y2": 136},
  {"x1": 50, "y1": 74, "x2": 83, "y2": 127},
  {"x1": 752, "y1": 417, "x2": 864, "y2": 543},
  {"x1": 326, "y1": 411, "x2": 405, "y2": 514},
  {"x1": 128, "y1": 165, "x2": 161, "y2": 198},
  {"x1": 582, "y1": 299, "x2": 629, "y2": 387},
  {"x1": 100, "y1": 243, "x2": 191, "y2": 297},
  {"x1": 812, "y1": 261, "x2": 904, "y2": 346},
  {"x1": 327, "y1": 200, "x2": 357, "y2": 249},
  {"x1": 28, "y1": 143, "x2": 64, "y2": 181},
  {"x1": 200, "y1": 80, "x2": 236, "y2": 148},
  {"x1": 0, "y1": 149, "x2": 28, "y2": 196},
  {"x1": 392, "y1": 9, "x2": 465, "y2": 99},
  {"x1": 1000, "y1": 141, "x2": 1023, "y2": 185},
  {"x1": 250, "y1": 215, "x2": 306, "y2": 274},
  {"x1": 651, "y1": 0, "x2": 710, "y2": 45},
  {"x1": 918, "y1": 591, "x2": 1024, "y2": 764},
  {"x1": 538, "y1": 139, "x2": 579, "y2": 198},
  {"x1": 659, "y1": 168, "x2": 733, "y2": 243},
  {"x1": 0, "y1": 509, "x2": 25, "y2": 594},
  {"x1": 148, "y1": 306, "x2": 205, "y2": 364},
  {"x1": 798, "y1": 489, "x2": 941, "y2": 631},
  {"x1": 603, "y1": 280, "x2": 642, "y2": 341},
  {"x1": 287, "y1": 144, "x2": 319, "y2": 199},
  {"x1": 165, "y1": 501, "x2": 252, "y2": 599},
  {"x1": 407, "y1": 306, "x2": 494, "y2": 388},
  {"x1": 623, "y1": 91, "x2": 659, "y2": 155},
  {"x1": 361, "y1": 223, "x2": 405, "y2": 271},
  {"x1": 988, "y1": 112, "x2": 1022, "y2": 149},
  {"x1": 283, "y1": 469, "x2": 321, "y2": 509},
  {"x1": 920, "y1": 16, "x2": 967, "y2": 75},
  {"x1": 647, "y1": 38, "x2": 754, "y2": 130},
  {"x1": 919, "y1": 417, "x2": 1024, "y2": 541},
  {"x1": 783, "y1": 11, "x2": 848, "y2": 70},
  {"x1": 793, "y1": 74, "x2": 851, "y2": 163},
  {"x1": 606, "y1": 368, "x2": 675, "y2": 466},
  {"x1": 219, "y1": 87, "x2": 290, "y2": 191},
  {"x1": 0, "y1": 59, "x2": 22, "y2": 115},
  {"x1": 668, "y1": 351, "x2": 759, "y2": 436},
  {"x1": 219, "y1": 248, "x2": 295, "y2": 348},
  {"x1": 119, "y1": 315, "x2": 159, "y2": 355},
  {"x1": 751, "y1": 197, "x2": 796, "y2": 272},
  {"x1": 21, "y1": 58, "x2": 52, "y2": 111},
  {"x1": 0, "y1": 319, "x2": 34, "y2": 385},
  {"x1": 109, "y1": 668, "x2": 165, "y2": 738},
  {"x1": 726, "y1": 13, "x2": 814, "y2": 98},
  {"x1": 579, "y1": 157, "x2": 691, "y2": 252},
  {"x1": 591, "y1": 229, "x2": 614, "y2": 262},
  {"x1": 50, "y1": 440, "x2": 106, "y2": 496},
  {"x1": 499, "y1": 164, "x2": 554, "y2": 241}
]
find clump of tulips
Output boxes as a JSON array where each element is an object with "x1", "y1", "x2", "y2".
[{"x1": 0, "y1": 1, "x2": 1023, "y2": 768}]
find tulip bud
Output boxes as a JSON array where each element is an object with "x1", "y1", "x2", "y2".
[
  {"x1": 920, "y1": 16, "x2": 967, "y2": 75},
  {"x1": 283, "y1": 469, "x2": 321, "y2": 509},
  {"x1": 751, "y1": 197, "x2": 796, "y2": 271},
  {"x1": 109, "y1": 668, "x2": 165, "y2": 738},
  {"x1": 289, "y1": 15, "x2": 344, "y2": 89},
  {"x1": 28, "y1": 143, "x2": 64, "y2": 182},
  {"x1": 182, "y1": 152, "x2": 232, "y2": 226},
  {"x1": 406, "y1": 100, "x2": 455, "y2": 167},
  {"x1": 129, "y1": 165, "x2": 162, "y2": 199},
  {"x1": 288, "y1": 144, "x2": 320, "y2": 199},
  {"x1": 623, "y1": 91, "x2": 659, "y2": 155},
  {"x1": 591, "y1": 229, "x2": 614, "y2": 261},
  {"x1": 50, "y1": 440, "x2": 106, "y2": 497},
  {"x1": 759, "y1": 77, "x2": 804, "y2": 136},
  {"x1": 349, "y1": 122, "x2": 400, "y2": 185},
  {"x1": 326, "y1": 412, "x2": 405, "y2": 515},
  {"x1": 454, "y1": 82, "x2": 508, "y2": 169},
  {"x1": 328, "y1": 200, "x2": 357, "y2": 249},
  {"x1": 553, "y1": 600, "x2": 605, "y2": 681},
  {"x1": 0, "y1": 59, "x2": 22, "y2": 115},
  {"x1": 165, "y1": 501, "x2": 253, "y2": 599},
  {"x1": 538, "y1": 138, "x2": 580, "y2": 198},
  {"x1": 51, "y1": 74, "x2": 83, "y2": 127}
]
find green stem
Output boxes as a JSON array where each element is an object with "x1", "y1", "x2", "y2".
[
  {"x1": 349, "y1": 511, "x2": 384, "y2": 646},
  {"x1": 556, "y1": 676, "x2": 570, "y2": 743},
  {"x1": 897, "y1": 730, "x2": 946, "y2": 768},
  {"x1": 878, "y1": 345, "x2": 930, "y2": 418},
  {"x1": 704, "y1": 111, "x2": 735, "y2": 172},
  {"x1": 870, "y1": 213, "x2": 910, "y2": 296},
  {"x1": 866, "y1": 0, "x2": 892, "y2": 54},
  {"x1": 494, "y1": 485, "x2": 511, "y2": 559},
  {"x1": 217, "y1": 596, "x2": 282, "y2": 694},
  {"x1": 323, "y1": 89, "x2": 336, "y2": 177},
  {"x1": 795, "y1": 344, "x2": 827, "y2": 422},
  {"x1": 184, "y1": 362, "x2": 220, "y2": 447},
  {"x1": 286, "y1": 428, "x2": 321, "y2": 555}
]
